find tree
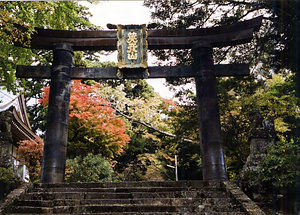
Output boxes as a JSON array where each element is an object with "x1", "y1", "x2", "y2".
[
  {"x1": 251, "y1": 74, "x2": 298, "y2": 138},
  {"x1": 0, "y1": 2, "x2": 104, "y2": 146},
  {"x1": 40, "y1": 80, "x2": 130, "y2": 160},
  {"x1": 220, "y1": 73, "x2": 299, "y2": 179},
  {"x1": 164, "y1": 103, "x2": 202, "y2": 180},
  {"x1": 40, "y1": 76, "x2": 186, "y2": 181},
  {"x1": 123, "y1": 79, "x2": 155, "y2": 100},
  {"x1": 0, "y1": 1, "x2": 97, "y2": 94},
  {"x1": 27, "y1": 104, "x2": 47, "y2": 137},
  {"x1": 17, "y1": 137, "x2": 44, "y2": 182},
  {"x1": 92, "y1": 80, "x2": 197, "y2": 181}
]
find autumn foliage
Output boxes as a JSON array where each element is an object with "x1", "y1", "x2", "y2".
[
  {"x1": 40, "y1": 80, "x2": 130, "y2": 159},
  {"x1": 17, "y1": 137, "x2": 44, "y2": 182}
]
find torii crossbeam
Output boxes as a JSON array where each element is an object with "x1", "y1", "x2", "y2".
[{"x1": 16, "y1": 16, "x2": 262, "y2": 183}]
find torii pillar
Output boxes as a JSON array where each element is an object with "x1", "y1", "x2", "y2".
[
  {"x1": 40, "y1": 43, "x2": 73, "y2": 183},
  {"x1": 192, "y1": 40, "x2": 227, "y2": 181}
]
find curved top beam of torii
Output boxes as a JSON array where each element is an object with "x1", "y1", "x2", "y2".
[{"x1": 30, "y1": 16, "x2": 262, "y2": 51}]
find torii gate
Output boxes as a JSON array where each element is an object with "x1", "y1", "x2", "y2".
[{"x1": 17, "y1": 16, "x2": 262, "y2": 183}]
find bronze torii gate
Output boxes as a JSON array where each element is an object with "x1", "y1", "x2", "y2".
[{"x1": 17, "y1": 16, "x2": 262, "y2": 183}]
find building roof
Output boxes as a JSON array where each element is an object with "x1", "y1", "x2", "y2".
[{"x1": 0, "y1": 88, "x2": 38, "y2": 144}]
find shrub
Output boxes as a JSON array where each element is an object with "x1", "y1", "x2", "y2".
[
  {"x1": 256, "y1": 139, "x2": 299, "y2": 195},
  {"x1": 248, "y1": 139, "x2": 300, "y2": 215},
  {"x1": 0, "y1": 167, "x2": 21, "y2": 199},
  {"x1": 66, "y1": 153, "x2": 113, "y2": 182}
]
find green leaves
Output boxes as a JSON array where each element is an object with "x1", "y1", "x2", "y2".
[
  {"x1": 0, "y1": 167, "x2": 21, "y2": 199},
  {"x1": 256, "y1": 139, "x2": 300, "y2": 194},
  {"x1": 66, "y1": 153, "x2": 113, "y2": 182},
  {"x1": 0, "y1": 1, "x2": 97, "y2": 95},
  {"x1": 252, "y1": 74, "x2": 298, "y2": 137}
]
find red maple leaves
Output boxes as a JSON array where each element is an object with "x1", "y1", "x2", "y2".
[
  {"x1": 40, "y1": 80, "x2": 130, "y2": 159},
  {"x1": 18, "y1": 137, "x2": 44, "y2": 182}
]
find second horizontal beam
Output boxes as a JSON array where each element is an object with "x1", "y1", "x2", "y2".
[{"x1": 17, "y1": 64, "x2": 249, "y2": 79}]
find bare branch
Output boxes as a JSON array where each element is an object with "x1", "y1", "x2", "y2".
[
  {"x1": 114, "y1": 108, "x2": 194, "y2": 143},
  {"x1": 98, "y1": 103, "x2": 195, "y2": 143}
]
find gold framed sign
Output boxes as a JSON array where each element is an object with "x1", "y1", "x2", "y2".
[{"x1": 116, "y1": 24, "x2": 148, "y2": 69}]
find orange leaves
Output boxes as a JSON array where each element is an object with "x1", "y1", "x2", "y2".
[
  {"x1": 39, "y1": 85, "x2": 50, "y2": 107},
  {"x1": 17, "y1": 137, "x2": 44, "y2": 182},
  {"x1": 159, "y1": 98, "x2": 177, "y2": 111},
  {"x1": 70, "y1": 80, "x2": 112, "y2": 119},
  {"x1": 40, "y1": 80, "x2": 130, "y2": 159}
]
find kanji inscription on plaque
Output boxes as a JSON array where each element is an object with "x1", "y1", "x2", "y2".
[{"x1": 117, "y1": 24, "x2": 148, "y2": 69}]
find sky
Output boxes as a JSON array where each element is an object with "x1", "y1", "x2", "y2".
[
  {"x1": 82, "y1": 1, "x2": 152, "y2": 27},
  {"x1": 79, "y1": 1, "x2": 175, "y2": 99}
]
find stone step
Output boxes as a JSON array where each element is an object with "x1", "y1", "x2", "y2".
[
  {"x1": 15, "y1": 197, "x2": 233, "y2": 207},
  {"x1": 5, "y1": 206, "x2": 53, "y2": 214},
  {"x1": 34, "y1": 180, "x2": 222, "y2": 189},
  {"x1": 21, "y1": 190, "x2": 229, "y2": 201},
  {"x1": 22, "y1": 192, "x2": 132, "y2": 200},
  {"x1": 6, "y1": 212, "x2": 246, "y2": 215},
  {"x1": 5, "y1": 204, "x2": 240, "y2": 214},
  {"x1": 55, "y1": 205, "x2": 202, "y2": 213},
  {"x1": 2, "y1": 181, "x2": 254, "y2": 215},
  {"x1": 33, "y1": 186, "x2": 198, "y2": 193}
]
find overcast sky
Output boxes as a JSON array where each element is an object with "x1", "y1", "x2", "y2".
[{"x1": 81, "y1": 1, "x2": 152, "y2": 28}]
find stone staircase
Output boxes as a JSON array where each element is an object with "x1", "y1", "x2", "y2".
[{"x1": 1, "y1": 181, "x2": 264, "y2": 215}]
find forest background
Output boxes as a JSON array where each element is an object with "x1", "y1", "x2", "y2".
[{"x1": 0, "y1": 1, "x2": 299, "y2": 214}]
